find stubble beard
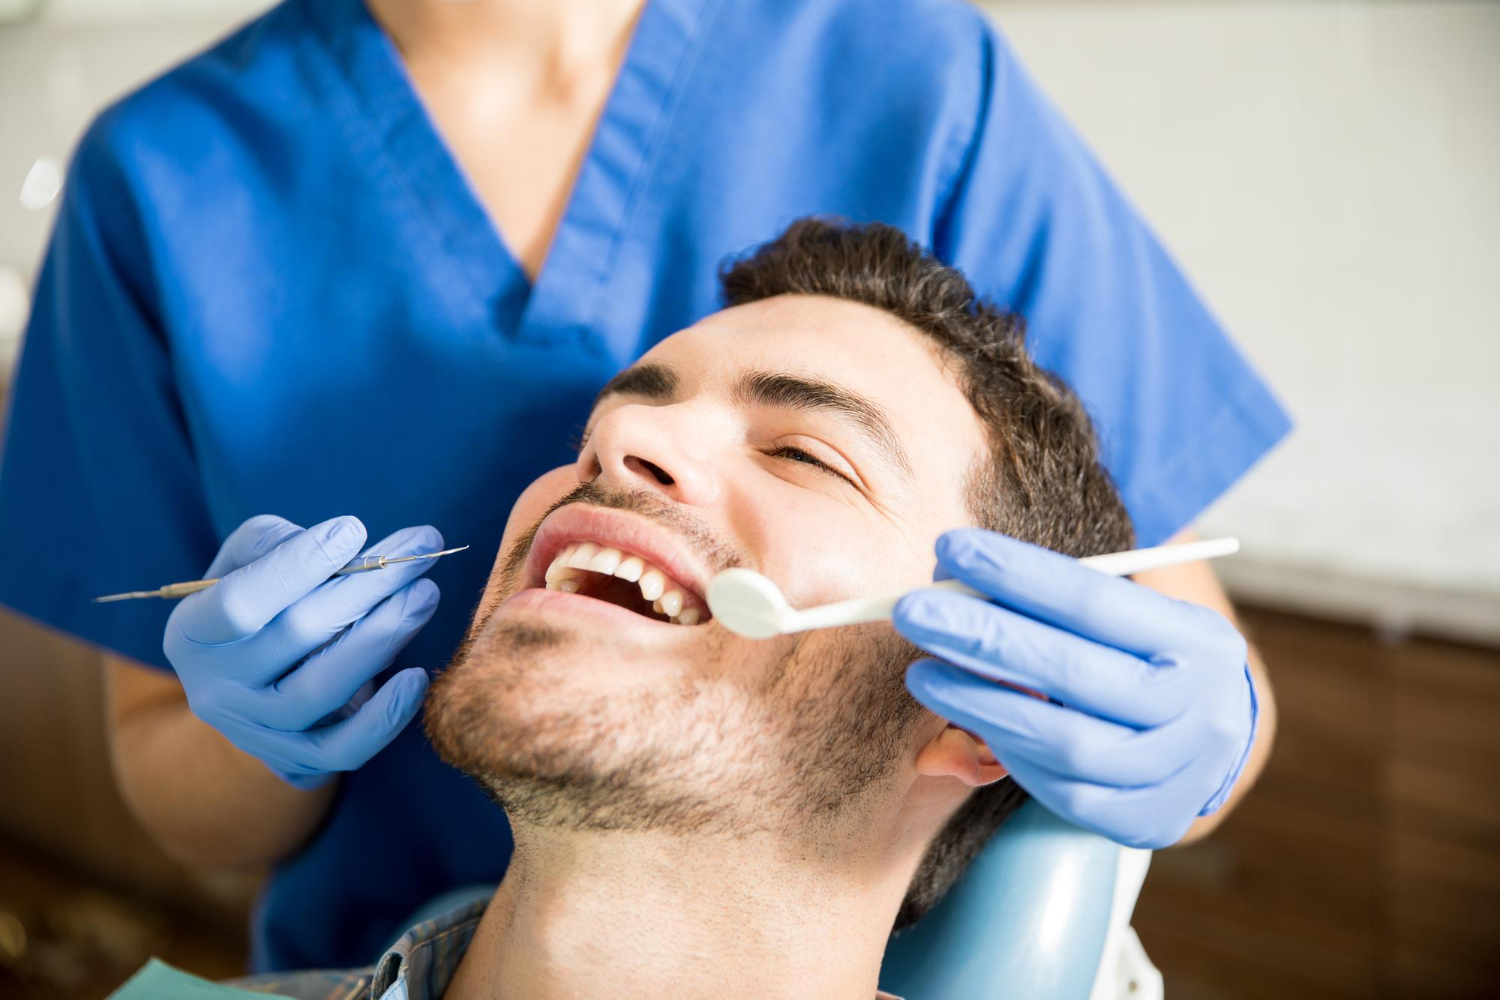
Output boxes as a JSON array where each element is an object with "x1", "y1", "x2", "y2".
[
  {"x1": 423, "y1": 483, "x2": 928, "y2": 840},
  {"x1": 426, "y1": 610, "x2": 928, "y2": 840}
]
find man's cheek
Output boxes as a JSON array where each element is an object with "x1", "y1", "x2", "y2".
[{"x1": 771, "y1": 539, "x2": 922, "y2": 612}]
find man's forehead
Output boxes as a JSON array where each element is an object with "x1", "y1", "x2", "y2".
[{"x1": 643, "y1": 295, "x2": 959, "y2": 400}]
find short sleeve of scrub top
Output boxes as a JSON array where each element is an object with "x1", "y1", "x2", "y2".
[
  {"x1": 0, "y1": 128, "x2": 218, "y2": 667},
  {"x1": 0, "y1": 0, "x2": 1290, "y2": 972},
  {"x1": 934, "y1": 21, "x2": 1291, "y2": 545}
]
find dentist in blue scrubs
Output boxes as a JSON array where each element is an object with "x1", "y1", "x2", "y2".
[{"x1": 0, "y1": 0, "x2": 1289, "y2": 973}]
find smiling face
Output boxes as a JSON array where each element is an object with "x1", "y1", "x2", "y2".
[{"x1": 425, "y1": 293, "x2": 990, "y2": 837}]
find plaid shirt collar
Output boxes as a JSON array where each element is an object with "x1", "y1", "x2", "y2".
[
  {"x1": 368, "y1": 898, "x2": 487, "y2": 1000},
  {"x1": 228, "y1": 898, "x2": 487, "y2": 1000},
  {"x1": 232, "y1": 895, "x2": 903, "y2": 999}
]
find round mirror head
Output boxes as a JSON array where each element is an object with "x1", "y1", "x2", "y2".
[{"x1": 706, "y1": 568, "x2": 790, "y2": 640}]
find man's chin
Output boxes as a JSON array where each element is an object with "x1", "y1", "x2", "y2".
[
  {"x1": 424, "y1": 615, "x2": 686, "y2": 778},
  {"x1": 422, "y1": 617, "x2": 744, "y2": 834}
]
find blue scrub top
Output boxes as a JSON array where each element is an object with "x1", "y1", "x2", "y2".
[{"x1": 0, "y1": 0, "x2": 1288, "y2": 972}]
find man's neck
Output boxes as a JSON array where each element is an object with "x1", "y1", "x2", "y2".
[{"x1": 445, "y1": 825, "x2": 914, "y2": 999}]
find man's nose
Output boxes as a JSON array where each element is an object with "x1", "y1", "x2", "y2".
[{"x1": 579, "y1": 404, "x2": 722, "y2": 507}]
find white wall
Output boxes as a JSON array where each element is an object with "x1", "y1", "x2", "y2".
[
  {"x1": 983, "y1": 0, "x2": 1500, "y2": 639},
  {"x1": 3, "y1": 0, "x2": 1497, "y2": 637}
]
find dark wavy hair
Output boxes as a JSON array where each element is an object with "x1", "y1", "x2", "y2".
[{"x1": 720, "y1": 218, "x2": 1135, "y2": 931}]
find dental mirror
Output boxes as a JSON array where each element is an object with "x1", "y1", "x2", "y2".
[{"x1": 706, "y1": 536, "x2": 1240, "y2": 639}]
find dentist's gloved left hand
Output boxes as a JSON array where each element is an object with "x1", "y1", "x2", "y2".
[
  {"x1": 895, "y1": 529, "x2": 1259, "y2": 849},
  {"x1": 163, "y1": 515, "x2": 441, "y2": 789}
]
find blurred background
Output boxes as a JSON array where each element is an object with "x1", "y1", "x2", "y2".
[{"x1": 1, "y1": 0, "x2": 1496, "y2": 997}]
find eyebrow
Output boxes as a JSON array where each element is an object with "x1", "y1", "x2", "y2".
[
  {"x1": 592, "y1": 361, "x2": 911, "y2": 479},
  {"x1": 592, "y1": 363, "x2": 679, "y2": 408},
  {"x1": 734, "y1": 370, "x2": 913, "y2": 478}
]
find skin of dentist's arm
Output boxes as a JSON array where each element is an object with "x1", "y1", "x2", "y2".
[
  {"x1": 1131, "y1": 528, "x2": 1277, "y2": 844},
  {"x1": 104, "y1": 652, "x2": 335, "y2": 869}
]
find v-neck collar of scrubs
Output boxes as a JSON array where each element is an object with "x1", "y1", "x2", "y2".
[{"x1": 305, "y1": 0, "x2": 717, "y2": 347}]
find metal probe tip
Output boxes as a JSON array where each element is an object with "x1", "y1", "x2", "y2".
[{"x1": 390, "y1": 544, "x2": 469, "y2": 563}]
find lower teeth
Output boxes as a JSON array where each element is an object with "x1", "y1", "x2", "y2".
[{"x1": 545, "y1": 577, "x2": 699, "y2": 625}]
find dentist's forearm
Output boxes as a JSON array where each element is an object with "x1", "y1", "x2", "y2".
[
  {"x1": 104, "y1": 653, "x2": 335, "y2": 869},
  {"x1": 1130, "y1": 529, "x2": 1277, "y2": 844}
]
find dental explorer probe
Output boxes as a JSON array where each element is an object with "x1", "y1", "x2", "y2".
[
  {"x1": 91, "y1": 546, "x2": 470, "y2": 603},
  {"x1": 707, "y1": 537, "x2": 1240, "y2": 639}
]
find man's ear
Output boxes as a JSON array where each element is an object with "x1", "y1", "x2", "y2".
[{"x1": 914, "y1": 725, "x2": 1008, "y2": 788}]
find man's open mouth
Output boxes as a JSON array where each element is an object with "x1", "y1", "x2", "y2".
[{"x1": 542, "y1": 543, "x2": 710, "y2": 626}]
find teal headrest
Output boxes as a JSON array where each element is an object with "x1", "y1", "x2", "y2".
[{"x1": 879, "y1": 800, "x2": 1120, "y2": 999}]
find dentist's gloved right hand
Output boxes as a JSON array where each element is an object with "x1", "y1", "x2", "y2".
[{"x1": 163, "y1": 514, "x2": 441, "y2": 789}]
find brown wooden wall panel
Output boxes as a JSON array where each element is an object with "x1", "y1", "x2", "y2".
[
  {"x1": 1135, "y1": 798, "x2": 1380, "y2": 997},
  {"x1": 1135, "y1": 607, "x2": 1499, "y2": 999},
  {"x1": 1386, "y1": 831, "x2": 1500, "y2": 998},
  {"x1": 1388, "y1": 641, "x2": 1500, "y2": 851}
]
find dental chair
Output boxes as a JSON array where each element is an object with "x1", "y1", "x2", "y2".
[
  {"x1": 879, "y1": 800, "x2": 1160, "y2": 999},
  {"x1": 111, "y1": 800, "x2": 1159, "y2": 999}
]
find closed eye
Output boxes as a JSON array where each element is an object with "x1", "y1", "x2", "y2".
[{"x1": 768, "y1": 445, "x2": 853, "y2": 484}]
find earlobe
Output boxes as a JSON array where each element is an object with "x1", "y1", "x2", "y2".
[{"x1": 914, "y1": 725, "x2": 1009, "y2": 788}]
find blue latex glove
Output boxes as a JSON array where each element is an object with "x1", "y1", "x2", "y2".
[
  {"x1": 896, "y1": 529, "x2": 1258, "y2": 849},
  {"x1": 163, "y1": 514, "x2": 441, "y2": 788}
]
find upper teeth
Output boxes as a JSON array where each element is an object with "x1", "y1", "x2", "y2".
[{"x1": 543, "y1": 544, "x2": 702, "y2": 625}]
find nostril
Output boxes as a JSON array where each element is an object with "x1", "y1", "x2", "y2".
[{"x1": 625, "y1": 456, "x2": 675, "y2": 486}]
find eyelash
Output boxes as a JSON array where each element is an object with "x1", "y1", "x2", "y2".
[{"x1": 768, "y1": 445, "x2": 851, "y2": 484}]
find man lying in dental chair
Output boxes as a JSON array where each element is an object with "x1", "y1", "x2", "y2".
[{"x1": 115, "y1": 218, "x2": 1232, "y2": 998}]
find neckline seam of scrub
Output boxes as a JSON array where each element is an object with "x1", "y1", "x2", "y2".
[
  {"x1": 310, "y1": 0, "x2": 720, "y2": 347},
  {"x1": 565, "y1": 0, "x2": 728, "y2": 346},
  {"x1": 302, "y1": 0, "x2": 524, "y2": 332},
  {"x1": 510, "y1": 0, "x2": 724, "y2": 345}
]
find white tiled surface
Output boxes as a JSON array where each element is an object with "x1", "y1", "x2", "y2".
[{"x1": 1, "y1": 0, "x2": 1497, "y2": 628}]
